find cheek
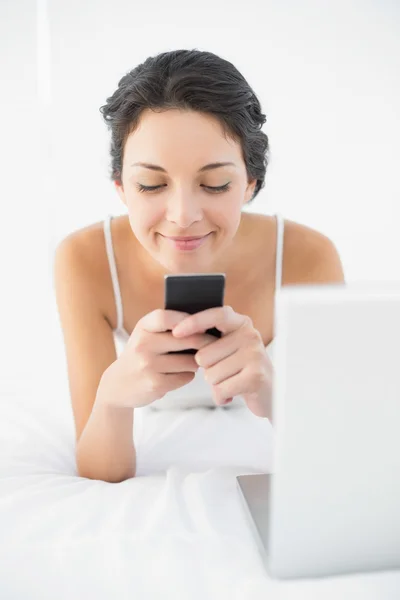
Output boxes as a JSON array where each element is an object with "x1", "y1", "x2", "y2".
[
  {"x1": 208, "y1": 200, "x2": 242, "y2": 230},
  {"x1": 128, "y1": 200, "x2": 164, "y2": 230}
]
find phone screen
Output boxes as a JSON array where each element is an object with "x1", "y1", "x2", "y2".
[{"x1": 164, "y1": 273, "x2": 225, "y2": 354}]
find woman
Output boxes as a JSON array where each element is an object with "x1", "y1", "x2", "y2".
[{"x1": 54, "y1": 49, "x2": 345, "y2": 483}]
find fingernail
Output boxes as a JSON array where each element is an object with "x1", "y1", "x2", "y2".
[{"x1": 173, "y1": 327, "x2": 186, "y2": 337}]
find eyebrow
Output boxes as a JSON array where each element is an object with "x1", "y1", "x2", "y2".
[{"x1": 130, "y1": 161, "x2": 236, "y2": 173}]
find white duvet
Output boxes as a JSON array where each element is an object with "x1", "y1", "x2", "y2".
[{"x1": 1, "y1": 389, "x2": 400, "y2": 599}]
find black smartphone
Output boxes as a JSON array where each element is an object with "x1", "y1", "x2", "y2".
[{"x1": 164, "y1": 273, "x2": 226, "y2": 354}]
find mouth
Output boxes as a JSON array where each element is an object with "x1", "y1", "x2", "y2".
[
  {"x1": 161, "y1": 232, "x2": 212, "y2": 251},
  {"x1": 169, "y1": 236, "x2": 205, "y2": 241}
]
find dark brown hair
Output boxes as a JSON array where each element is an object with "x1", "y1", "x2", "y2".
[{"x1": 99, "y1": 49, "x2": 270, "y2": 202}]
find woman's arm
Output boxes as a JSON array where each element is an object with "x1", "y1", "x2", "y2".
[
  {"x1": 76, "y1": 366, "x2": 136, "y2": 483},
  {"x1": 54, "y1": 233, "x2": 136, "y2": 483}
]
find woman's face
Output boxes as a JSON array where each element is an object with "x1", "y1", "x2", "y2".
[{"x1": 115, "y1": 108, "x2": 257, "y2": 274}]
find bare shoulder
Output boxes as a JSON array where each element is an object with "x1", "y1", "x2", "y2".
[
  {"x1": 53, "y1": 217, "x2": 120, "y2": 315},
  {"x1": 247, "y1": 212, "x2": 346, "y2": 284},
  {"x1": 282, "y1": 217, "x2": 345, "y2": 284},
  {"x1": 55, "y1": 219, "x2": 107, "y2": 275}
]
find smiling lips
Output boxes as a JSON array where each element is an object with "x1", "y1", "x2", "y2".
[
  {"x1": 167, "y1": 235, "x2": 206, "y2": 240},
  {"x1": 162, "y1": 233, "x2": 211, "y2": 251}
]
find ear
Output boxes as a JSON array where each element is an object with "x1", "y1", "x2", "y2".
[
  {"x1": 243, "y1": 178, "x2": 257, "y2": 205},
  {"x1": 114, "y1": 180, "x2": 127, "y2": 207}
]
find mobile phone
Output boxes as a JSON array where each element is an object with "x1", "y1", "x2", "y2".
[{"x1": 164, "y1": 273, "x2": 226, "y2": 354}]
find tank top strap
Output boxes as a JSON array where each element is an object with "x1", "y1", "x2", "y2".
[
  {"x1": 103, "y1": 215, "x2": 124, "y2": 331},
  {"x1": 275, "y1": 213, "x2": 285, "y2": 291}
]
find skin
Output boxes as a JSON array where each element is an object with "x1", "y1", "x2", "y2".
[{"x1": 114, "y1": 108, "x2": 258, "y2": 278}]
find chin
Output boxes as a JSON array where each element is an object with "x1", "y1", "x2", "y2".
[
  {"x1": 163, "y1": 245, "x2": 217, "y2": 270},
  {"x1": 163, "y1": 257, "x2": 212, "y2": 274}
]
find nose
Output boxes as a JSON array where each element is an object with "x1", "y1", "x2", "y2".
[{"x1": 165, "y1": 188, "x2": 203, "y2": 229}]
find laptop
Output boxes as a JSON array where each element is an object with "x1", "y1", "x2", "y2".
[{"x1": 236, "y1": 282, "x2": 400, "y2": 579}]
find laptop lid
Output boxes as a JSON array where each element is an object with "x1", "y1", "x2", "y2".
[{"x1": 239, "y1": 283, "x2": 400, "y2": 579}]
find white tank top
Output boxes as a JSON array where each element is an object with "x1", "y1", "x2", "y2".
[{"x1": 103, "y1": 214, "x2": 285, "y2": 411}]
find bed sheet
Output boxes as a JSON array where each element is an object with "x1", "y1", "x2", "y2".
[{"x1": 0, "y1": 394, "x2": 399, "y2": 600}]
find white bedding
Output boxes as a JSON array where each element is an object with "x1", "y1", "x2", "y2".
[{"x1": 1, "y1": 392, "x2": 400, "y2": 600}]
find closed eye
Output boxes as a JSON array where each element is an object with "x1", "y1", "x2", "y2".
[
  {"x1": 136, "y1": 183, "x2": 231, "y2": 194},
  {"x1": 203, "y1": 183, "x2": 231, "y2": 193}
]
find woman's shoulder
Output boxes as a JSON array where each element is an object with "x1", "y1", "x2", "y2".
[
  {"x1": 241, "y1": 210, "x2": 328, "y2": 255},
  {"x1": 60, "y1": 213, "x2": 131, "y2": 254},
  {"x1": 55, "y1": 216, "x2": 118, "y2": 280},
  {"x1": 242, "y1": 210, "x2": 326, "y2": 240},
  {"x1": 54, "y1": 215, "x2": 133, "y2": 329},
  {"x1": 54, "y1": 215, "x2": 130, "y2": 306},
  {"x1": 242, "y1": 212, "x2": 344, "y2": 284}
]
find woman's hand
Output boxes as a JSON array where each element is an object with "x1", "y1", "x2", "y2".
[
  {"x1": 172, "y1": 306, "x2": 273, "y2": 418},
  {"x1": 97, "y1": 309, "x2": 215, "y2": 410}
]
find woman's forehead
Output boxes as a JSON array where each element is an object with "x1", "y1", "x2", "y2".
[
  {"x1": 127, "y1": 109, "x2": 237, "y2": 146},
  {"x1": 123, "y1": 111, "x2": 243, "y2": 170}
]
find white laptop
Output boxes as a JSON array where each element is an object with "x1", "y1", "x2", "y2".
[{"x1": 236, "y1": 282, "x2": 400, "y2": 579}]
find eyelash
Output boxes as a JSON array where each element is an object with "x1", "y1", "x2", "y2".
[{"x1": 135, "y1": 183, "x2": 231, "y2": 194}]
